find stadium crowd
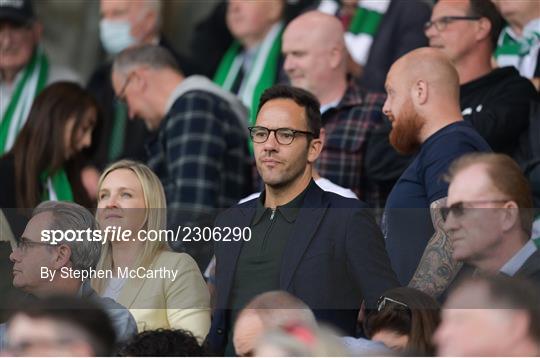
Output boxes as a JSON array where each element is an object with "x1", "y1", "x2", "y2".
[{"x1": 0, "y1": 0, "x2": 539, "y2": 356}]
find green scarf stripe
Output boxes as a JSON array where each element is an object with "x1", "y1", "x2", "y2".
[
  {"x1": 40, "y1": 169, "x2": 74, "y2": 202},
  {"x1": 213, "y1": 41, "x2": 242, "y2": 87},
  {"x1": 495, "y1": 42, "x2": 523, "y2": 57},
  {"x1": 0, "y1": 49, "x2": 49, "y2": 153},
  {"x1": 495, "y1": 27, "x2": 540, "y2": 58},
  {"x1": 0, "y1": 52, "x2": 38, "y2": 152},
  {"x1": 248, "y1": 30, "x2": 283, "y2": 126},
  {"x1": 348, "y1": 7, "x2": 384, "y2": 36},
  {"x1": 35, "y1": 51, "x2": 49, "y2": 97}
]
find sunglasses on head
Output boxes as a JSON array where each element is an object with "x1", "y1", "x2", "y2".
[{"x1": 377, "y1": 296, "x2": 410, "y2": 312}]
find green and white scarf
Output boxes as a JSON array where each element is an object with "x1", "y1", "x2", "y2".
[
  {"x1": 495, "y1": 20, "x2": 540, "y2": 79},
  {"x1": 214, "y1": 22, "x2": 284, "y2": 125},
  {"x1": 40, "y1": 169, "x2": 74, "y2": 202},
  {"x1": 0, "y1": 47, "x2": 49, "y2": 154},
  {"x1": 318, "y1": 0, "x2": 390, "y2": 66}
]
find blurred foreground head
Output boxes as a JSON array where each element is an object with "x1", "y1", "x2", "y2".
[{"x1": 5, "y1": 295, "x2": 116, "y2": 356}]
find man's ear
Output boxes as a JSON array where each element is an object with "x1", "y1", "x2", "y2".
[
  {"x1": 500, "y1": 201, "x2": 520, "y2": 232},
  {"x1": 307, "y1": 136, "x2": 323, "y2": 163},
  {"x1": 411, "y1": 79, "x2": 428, "y2": 106},
  {"x1": 475, "y1": 17, "x2": 492, "y2": 43},
  {"x1": 52, "y1": 244, "x2": 72, "y2": 270},
  {"x1": 132, "y1": 67, "x2": 148, "y2": 92},
  {"x1": 318, "y1": 127, "x2": 327, "y2": 146},
  {"x1": 329, "y1": 46, "x2": 344, "y2": 69}
]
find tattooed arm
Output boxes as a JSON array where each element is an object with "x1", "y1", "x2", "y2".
[{"x1": 408, "y1": 197, "x2": 462, "y2": 297}]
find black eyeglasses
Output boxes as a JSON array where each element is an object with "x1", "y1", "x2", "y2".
[
  {"x1": 441, "y1": 199, "x2": 510, "y2": 222},
  {"x1": 115, "y1": 72, "x2": 135, "y2": 105},
  {"x1": 377, "y1": 296, "x2": 410, "y2": 312},
  {"x1": 424, "y1": 16, "x2": 481, "y2": 32},
  {"x1": 248, "y1": 126, "x2": 314, "y2": 145},
  {"x1": 14, "y1": 237, "x2": 52, "y2": 253}
]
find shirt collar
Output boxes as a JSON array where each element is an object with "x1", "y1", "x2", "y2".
[
  {"x1": 500, "y1": 240, "x2": 538, "y2": 276},
  {"x1": 320, "y1": 98, "x2": 341, "y2": 114},
  {"x1": 164, "y1": 80, "x2": 188, "y2": 115},
  {"x1": 252, "y1": 180, "x2": 314, "y2": 224}
]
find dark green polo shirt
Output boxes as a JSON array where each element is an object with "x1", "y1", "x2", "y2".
[{"x1": 225, "y1": 180, "x2": 313, "y2": 355}]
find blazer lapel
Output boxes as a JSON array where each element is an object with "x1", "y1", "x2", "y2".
[
  {"x1": 119, "y1": 269, "x2": 147, "y2": 309},
  {"x1": 280, "y1": 183, "x2": 328, "y2": 290}
]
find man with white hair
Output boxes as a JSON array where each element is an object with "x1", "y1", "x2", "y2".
[{"x1": 83, "y1": 0, "x2": 196, "y2": 198}]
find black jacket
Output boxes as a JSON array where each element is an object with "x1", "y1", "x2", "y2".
[
  {"x1": 207, "y1": 182, "x2": 399, "y2": 354},
  {"x1": 460, "y1": 67, "x2": 538, "y2": 156}
]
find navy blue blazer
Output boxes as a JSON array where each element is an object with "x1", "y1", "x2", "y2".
[{"x1": 207, "y1": 182, "x2": 399, "y2": 353}]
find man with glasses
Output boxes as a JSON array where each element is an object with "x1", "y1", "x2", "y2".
[
  {"x1": 207, "y1": 85, "x2": 399, "y2": 355},
  {"x1": 0, "y1": 0, "x2": 80, "y2": 155},
  {"x1": 111, "y1": 44, "x2": 251, "y2": 268},
  {"x1": 1, "y1": 201, "x2": 136, "y2": 349},
  {"x1": 425, "y1": 0, "x2": 537, "y2": 157},
  {"x1": 442, "y1": 153, "x2": 540, "y2": 287}
]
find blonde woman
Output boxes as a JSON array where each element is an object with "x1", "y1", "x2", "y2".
[{"x1": 92, "y1": 160, "x2": 210, "y2": 341}]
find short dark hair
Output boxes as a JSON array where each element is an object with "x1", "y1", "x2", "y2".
[
  {"x1": 467, "y1": 0, "x2": 504, "y2": 49},
  {"x1": 8, "y1": 296, "x2": 116, "y2": 356},
  {"x1": 118, "y1": 328, "x2": 207, "y2": 356},
  {"x1": 257, "y1": 85, "x2": 321, "y2": 139}
]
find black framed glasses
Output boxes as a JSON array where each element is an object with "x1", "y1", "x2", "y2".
[
  {"x1": 377, "y1": 296, "x2": 410, "y2": 312},
  {"x1": 424, "y1": 16, "x2": 481, "y2": 32},
  {"x1": 115, "y1": 72, "x2": 135, "y2": 105},
  {"x1": 441, "y1": 199, "x2": 510, "y2": 222},
  {"x1": 248, "y1": 126, "x2": 314, "y2": 145},
  {"x1": 14, "y1": 236, "x2": 52, "y2": 253}
]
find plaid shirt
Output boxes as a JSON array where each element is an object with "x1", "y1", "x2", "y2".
[
  {"x1": 316, "y1": 81, "x2": 389, "y2": 211},
  {"x1": 146, "y1": 90, "x2": 251, "y2": 226}
]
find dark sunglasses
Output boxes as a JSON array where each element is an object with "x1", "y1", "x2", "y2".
[{"x1": 441, "y1": 199, "x2": 510, "y2": 222}]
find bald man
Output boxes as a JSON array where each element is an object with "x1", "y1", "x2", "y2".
[
  {"x1": 233, "y1": 291, "x2": 316, "y2": 356},
  {"x1": 282, "y1": 11, "x2": 409, "y2": 211},
  {"x1": 381, "y1": 48, "x2": 491, "y2": 291}
]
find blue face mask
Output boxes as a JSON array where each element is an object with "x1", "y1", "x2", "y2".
[{"x1": 99, "y1": 19, "x2": 137, "y2": 55}]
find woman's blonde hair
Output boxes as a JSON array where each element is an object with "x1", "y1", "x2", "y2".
[{"x1": 92, "y1": 160, "x2": 167, "y2": 294}]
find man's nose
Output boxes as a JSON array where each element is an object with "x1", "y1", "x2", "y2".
[{"x1": 263, "y1": 130, "x2": 280, "y2": 151}]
